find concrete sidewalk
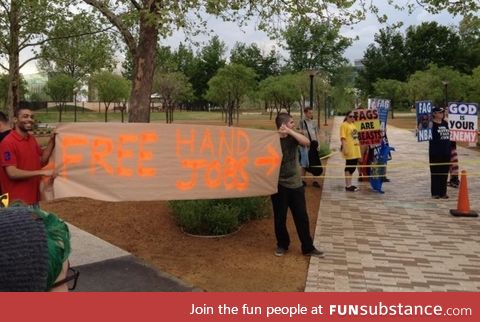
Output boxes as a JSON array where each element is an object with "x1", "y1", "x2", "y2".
[
  {"x1": 68, "y1": 224, "x2": 201, "y2": 292},
  {"x1": 306, "y1": 116, "x2": 480, "y2": 291}
]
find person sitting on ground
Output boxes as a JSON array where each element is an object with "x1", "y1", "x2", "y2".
[
  {"x1": 0, "y1": 206, "x2": 78, "y2": 291},
  {"x1": 298, "y1": 107, "x2": 320, "y2": 188},
  {"x1": 271, "y1": 112, "x2": 323, "y2": 258},
  {"x1": 340, "y1": 111, "x2": 362, "y2": 192}
]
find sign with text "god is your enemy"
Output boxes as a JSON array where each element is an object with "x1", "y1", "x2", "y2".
[
  {"x1": 49, "y1": 123, "x2": 281, "y2": 201},
  {"x1": 416, "y1": 101, "x2": 433, "y2": 142},
  {"x1": 448, "y1": 102, "x2": 478, "y2": 143}
]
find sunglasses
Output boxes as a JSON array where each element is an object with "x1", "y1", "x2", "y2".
[{"x1": 347, "y1": 115, "x2": 354, "y2": 118}]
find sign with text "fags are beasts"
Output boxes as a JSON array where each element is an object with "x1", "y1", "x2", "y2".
[
  {"x1": 352, "y1": 109, "x2": 381, "y2": 146},
  {"x1": 50, "y1": 123, "x2": 282, "y2": 201}
]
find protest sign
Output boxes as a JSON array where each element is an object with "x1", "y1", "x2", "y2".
[
  {"x1": 416, "y1": 100, "x2": 433, "y2": 142},
  {"x1": 448, "y1": 102, "x2": 478, "y2": 143},
  {"x1": 352, "y1": 109, "x2": 381, "y2": 146}
]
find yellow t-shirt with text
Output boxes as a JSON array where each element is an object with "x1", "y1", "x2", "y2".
[{"x1": 340, "y1": 122, "x2": 361, "y2": 160}]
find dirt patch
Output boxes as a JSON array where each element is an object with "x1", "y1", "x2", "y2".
[{"x1": 40, "y1": 116, "x2": 332, "y2": 292}]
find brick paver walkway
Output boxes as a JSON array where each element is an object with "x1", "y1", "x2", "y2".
[{"x1": 306, "y1": 116, "x2": 480, "y2": 292}]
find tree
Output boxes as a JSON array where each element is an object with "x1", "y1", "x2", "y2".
[
  {"x1": 91, "y1": 71, "x2": 130, "y2": 122},
  {"x1": 229, "y1": 42, "x2": 281, "y2": 81},
  {"x1": 154, "y1": 46, "x2": 177, "y2": 73},
  {"x1": 84, "y1": 0, "x2": 480, "y2": 122},
  {"x1": 330, "y1": 66, "x2": 357, "y2": 115},
  {"x1": 189, "y1": 36, "x2": 226, "y2": 110},
  {"x1": 152, "y1": 71, "x2": 193, "y2": 123},
  {"x1": 205, "y1": 63, "x2": 257, "y2": 125},
  {"x1": 0, "y1": 0, "x2": 72, "y2": 119},
  {"x1": 282, "y1": 19, "x2": 351, "y2": 75},
  {"x1": 45, "y1": 74, "x2": 75, "y2": 122},
  {"x1": 38, "y1": 13, "x2": 115, "y2": 121},
  {"x1": 407, "y1": 64, "x2": 468, "y2": 107},
  {"x1": 356, "y1": 27, "x2": 408, "y2": 95},
  {"x1": 457, "y1": 15, "x2": 480, "y2": 74},
  {"x1": 404, "y1": 22, "x2": 461, "y2": 73},
  {"x1": 372, "y1": 79, "x2": 407, "y2": 117},
  {"x1": 258, "y1": 75, "x2": 299, "y2": 119},
  {"x1": 467, "y1": 66, "x2": 480, "y2": 103},
  {"x1": 38, "y1": 14, "x2": 114, "y2": 88}
]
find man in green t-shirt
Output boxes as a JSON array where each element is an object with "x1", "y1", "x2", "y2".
[{"x1": 271, "y1": 113, "x2": 324, "y2": 258}]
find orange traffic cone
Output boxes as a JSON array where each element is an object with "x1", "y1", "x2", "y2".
[{"x1": 450, "y1": 170, "x2": 478, "y2": 217}]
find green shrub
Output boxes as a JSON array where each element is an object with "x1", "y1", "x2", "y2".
[
  {"x1": 318, "y1": 144, "x2": 332, "y2": 158},
  {"x1": 169, "y1": 196, "x2": 270, "y2": 236}
]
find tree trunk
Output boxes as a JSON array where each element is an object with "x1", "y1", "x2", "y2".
[
  {"x1": 6, "y1": 1, "x2": 20, "y2": 121},
  {"x1": 127, "y1": 8, "x2": 159, "y2": 123},
  {"x1": 104, "y1": 102, "x2": 110, "y2": 122}
]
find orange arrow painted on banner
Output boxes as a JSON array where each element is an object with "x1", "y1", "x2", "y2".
[{"x1": 255, "y1": 144, "x2": 280, "y2": 175}]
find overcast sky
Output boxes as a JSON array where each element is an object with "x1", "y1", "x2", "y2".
[{"x1": 22, "y1": 3, "x2": 461, "y2": 75}]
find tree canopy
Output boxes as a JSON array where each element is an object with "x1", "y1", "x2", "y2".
[
  {"x1": 85, "y1": 0, "x2": 480, "y2": 122},
  {"x1": 282, "y1": 19, "x2": 351, "y2": 75}
]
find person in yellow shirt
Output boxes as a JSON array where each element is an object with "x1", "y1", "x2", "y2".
[{"x1": 340, "y1": 111, "x2": 362, "y2": 191}]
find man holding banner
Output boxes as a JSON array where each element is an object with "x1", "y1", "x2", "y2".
[{"x1": 0, "y1": 108, "x2": 55, "y2": 205}]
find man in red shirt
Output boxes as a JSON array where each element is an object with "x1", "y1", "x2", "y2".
[{"x1": 0, "y1": 108, "x2": 55, "y2": 205}]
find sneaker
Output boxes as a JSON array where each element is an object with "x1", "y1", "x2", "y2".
[
  {"x1": 303, "y1": 248, "x2": 324, "y2": 258},
  {"x1": 274, "y1": 247, "x2": 287, "y2": 257},
  {"x1": 345, "y1": 185, "x2": 359, "y2": 192},
  {"x1": 448, "y1": 181, "x2": 459, "y2": 188},
  {"x1": 440, "y1": 195, "x2": 449, "y2": 199},
  {"x1": 432, "y1": 195, "x2": 440, "y2": 199},
  {"x1": 312, "y1": 181, "x2": 320, "y2": 188}
]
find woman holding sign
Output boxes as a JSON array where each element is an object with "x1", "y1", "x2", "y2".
[{"x1": 429, "y1": 106, "x2": 451, "y2": 199}]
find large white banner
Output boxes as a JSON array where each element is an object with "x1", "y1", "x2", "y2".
[{"x1": 48, "y1": 123, "x2": 282, "y2": 201}]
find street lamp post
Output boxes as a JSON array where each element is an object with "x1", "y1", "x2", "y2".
[
  {"x1": 442, "y1": 80, "x2": 449, "y2": 107},
  {"x1": 309, "y1": 73, "x2": 314, "y2": 111},
  {"x1": 308, "y1": 69, "x2": 320, "y2": 129},
  {"x1": 324, "y1": 91, "x2": 328, "y2": 126}
]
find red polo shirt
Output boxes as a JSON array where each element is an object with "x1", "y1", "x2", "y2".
[{"x1": 0, "y1": 130, "x2": 42, "y2": 205}]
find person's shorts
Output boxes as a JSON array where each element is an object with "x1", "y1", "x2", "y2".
[
  {"x1": 345, "y1": 158, "x2": 359, "y2": 174},
  {"x1": 299, "y1": 146, "x2": 309, "y2": 168}
]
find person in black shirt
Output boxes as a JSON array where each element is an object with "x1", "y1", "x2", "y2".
[
  {"x1": 429, "y1": 106, "x2": 451, "y2": 199},
  {"x1": 0, "y1": 111, "x2": 11, "y2": 195}
]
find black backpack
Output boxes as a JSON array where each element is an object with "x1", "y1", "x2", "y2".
[{"x1": 303, "y1": 121, "x2": 323, "y2": 176}]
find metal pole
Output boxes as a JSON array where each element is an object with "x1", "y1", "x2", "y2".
[
  {"x1": 324, "y1": 92, "x2": 327, "y2": 126},
  {"x1": 309, "y1": 74, "x2": 314, "y2": 111},
  {"x1": 444, "y1": 83, "x2": 448, "y2": 107},
  {"x1": 442, "y1": 81, "x2": 448, "y2": 107}
]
